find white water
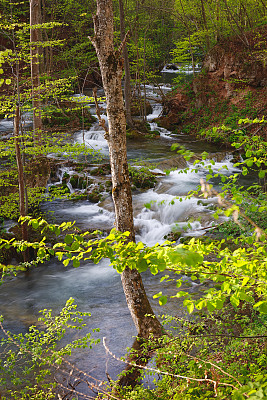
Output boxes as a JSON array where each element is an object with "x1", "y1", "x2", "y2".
[
  {"x1": 0, "y1": 82, "x2": 241, "y2": 393},
  {"x1": 161, "y1": 63, "x2": 201, "y2": 74},
  {"x1": 45, "y1": 150, "x2": 239, "y2": 247},
  {"x1": 74, "y1": 99, "x2": 174, "y2": 153}
]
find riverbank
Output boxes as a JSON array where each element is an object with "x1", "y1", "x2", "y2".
[{"x1": 157, "y1": 27, "x2": 267, "y2": 146}]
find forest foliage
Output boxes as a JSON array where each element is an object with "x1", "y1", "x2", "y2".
[{"x1": 0, "y1": 0, "x2": 266, "y2": 399}]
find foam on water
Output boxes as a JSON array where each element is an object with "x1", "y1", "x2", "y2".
[
  {"x1": 133, "y1": 190, "x2": 206, "y2": 246},
  {"x1": 75, "y1": 125, "x2": 109, "y2": 154},
  {"x1": 62, "y1": 203, "x2": 114, "y2": 225},
  {"x1": 161, "y1": 64, "x2": 201, "y2": 74},
  {"x1": 147, "y1": 104, "x2": 163, "y2": 121},
  {"x1": 149, "y1": 121, "x2": 173, "y2": 139}
]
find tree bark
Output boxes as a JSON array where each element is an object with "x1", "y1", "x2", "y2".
[
  {"x1": 90, "y1": 0, "x2": 162, "y2": 340},
  {"x1": 30, "y1": 0, "x2": 42, "y2": 144},
  {"x1": 14, "y1": 106, "x2": 29, "y2": 263},
  {"x1": 200, "y1": 0, "x2": 210, "y2": 50}
]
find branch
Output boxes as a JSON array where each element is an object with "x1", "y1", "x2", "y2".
[
  {"x1": 200, "y1": 178, "x2": 266, "y2": 239},
  {"x1": 186, "y1": 354, "x2": 242, "y2": 387},
  {"x1": 103, "y1": 337, "x2": 240, "y2": 396},
  {"x1": 117, "y1": 30, "x2": 130, "y2": 55},
  {"x1": 92, "y1": 87, "x2": 109, "y2": 140},
  {"x1": 0, "y1": 320, "x2": 122, "y2": 400}
]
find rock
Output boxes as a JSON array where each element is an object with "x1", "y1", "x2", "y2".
[{"x1": 155, "y1": 113, "x2": 181, "y2": 130}]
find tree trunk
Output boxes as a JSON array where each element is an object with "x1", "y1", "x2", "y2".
[
  {"x1": 90, "y1": 0, "x2": 162, "y2": 340},
  {"x1": 14, "y1": 106, "x2": 29, "y2": 263},
  {"x1": 200, "y1": 0, "x2": 210, "y2": 50},
  {"x1": 30, "y1": 0, "x2": 42, "y2": 144},
  {"x1": 118, "y1": 0, "x2": 134, "y2": 128},
  {"x1": 178, "y1": 0, "x2": 195, "y2": 76}
]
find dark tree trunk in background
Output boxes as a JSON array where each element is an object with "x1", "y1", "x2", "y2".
[
  {"x1": 118, "y1": 0, "x2": 134, "y2": 128},
  {"x1": 14, "y1": 106, "x2": 29, "y2": 263},
  {"x1": 30, "y1": 0, "x2": 42, "y2": 143}
]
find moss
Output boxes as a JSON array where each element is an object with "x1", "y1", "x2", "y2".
[
  {"x1": 48, "y1": 184, "x2": 70, "y2": 196},
  {"x1": 69, "y1": 192, "x2": 87, "y2": 201},
  {"x1": 88, "y1": 190, "x2": 102, "y2": 203},
  {"x1": 128, "y1": 166, "x2": 156, "y2": 189},
  {"x1": 90, "y1": 164, "x2": 111, "y2": 176},
  {"x1": 69, "y1": 175, "x2": 88, "y2": 189},
  {"x1": 105, "y1": 180, "x2": 112, "y2": 188}
]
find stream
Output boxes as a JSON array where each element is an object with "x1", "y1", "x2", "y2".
[{"x1": 0, "y1": 79, "x2": 242, "y2": 394}]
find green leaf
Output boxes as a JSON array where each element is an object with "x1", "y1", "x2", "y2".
[
  {"x1": 64, "y1": 234, "x2": 73, "y2": 244},
  {"x1": 254, "y1": 301, "x2": 267, "y2": 314},
  {"x1": 71, "y1": 241, "x2": 80, "y2": 251},
  {"x1": 187, "y1": 302, "x2": 194, "y2": 314},
  {"x1": 137, "y1": 258, "x2": 148, "y2": 272},
  {"x1": 239, "y1": 291, "x2": 252, "y2": 302},
  {"x1": 195, "y1": 299, "x2": 207, "y2": 310},
  {"x1": 171, "y1": 143, "x2": 180, "y2": 151},
  {"x1": 159, "y1": 295, "x2": 168, "y2": 306},
  {"x1": 207, "y1": 302, "x2": 215, "y2": 312},
  {"x1": 246, "y1": 159, "x2": 253, "y2": 167},
  {"x1": 73, "y1": 259, "x2": 80, "y2": 268},
  {"x1": 63, "y1": 259, "x2": 70, "y2": 267},
  {"x1": 153, "y1": 292, "x2": 162, "y2": 299},
  {"x1": 5, "y1": 78, "x2": 11, "y2": 85},
  {"x1": 258, "y1": 170, "x2": 266, "y2": 179},
  {"x1": 32, "y1": 220, "x2": 39, "y2": 229},
  {"x1": 242, "y1": 277, "x2": 250, "y2": 286},
  {"x1": 37, "y1": 248, "x2": 46, "y2": 258},
  {"x1": 149, "y1": 256, "x2": 166, "y2": 272},
  {"x1": 230, "y1": 294, "x2": 240, "y2": 307},
  {"x1": 150, "y1": 265, "x2": 158, "y2": 275},
  {"x1": 168, "y1": 248, "x2": 203, "y2": 267}
]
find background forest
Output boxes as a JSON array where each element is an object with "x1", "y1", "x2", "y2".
[{"x1": 0, "y1": 0, "x2": 267, "y2": 399}]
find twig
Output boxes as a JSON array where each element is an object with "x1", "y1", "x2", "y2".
[
  {"x1": 92, "y1": 87, "x2": 109, "y2": 140},
  {"x1": 117, "y1": 30, "x2": 130, "y2": 55},
  {"x1": 186, "y1": 354, "x2": 242, "y2": 387},
  {"x1": 102, "y1": 337, "x2": 240, "y2": 395},
  {"x1": 200, "y1": 178, "x2": 266, "y2": 239},
  {"x1": 0, "y1": 320, "x2": 120, "y2": 400}
]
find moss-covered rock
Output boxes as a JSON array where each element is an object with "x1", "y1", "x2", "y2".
[
  {"x1": 90, "y1": 164, "x2": 111, "y2": 176},
  {"x1": 48, "y1": 184, "x2": 70, "y2": 196},
  {"x1": 69, "y1": 174, "x2": 89, "y2": 189},
  {"x1": 129, "y1": 166, "x2": 156, "y2": 189},
  {"x1": 88, "y1": 190, "x2": 102, "y2": 203}
]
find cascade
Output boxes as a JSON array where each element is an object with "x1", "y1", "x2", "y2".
[{"x1": 0, "y1": 81, "x2": 242, "y2": 393}]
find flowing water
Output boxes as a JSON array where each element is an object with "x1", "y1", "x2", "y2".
[{"x1": 0, "y1": 81, "x2": 241, "y2": 393}]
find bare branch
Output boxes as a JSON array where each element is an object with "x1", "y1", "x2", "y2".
[
  {"x1": 92, "y1": 87, "x2": 109, "y2": 140},
  {"x1": 103, "y1": 337, "x2": 240, "y2": 394}
]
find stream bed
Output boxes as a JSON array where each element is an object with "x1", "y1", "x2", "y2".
[{"x1": 0, "y1": 82, "x2": 242, "y2": 394}]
